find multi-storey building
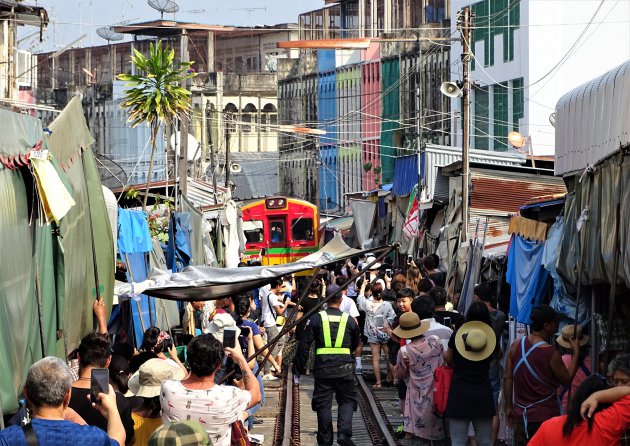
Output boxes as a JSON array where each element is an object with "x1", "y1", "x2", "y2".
[
  {"x1": 279, "y1": 0, "x2": 451, "y2": 213},
  {"x1": 0, "y1": 1, "x2": 48, "y2": 108},
  {"x1": 449, "y1": 0, "x2": 630, "y2": 154},
  {"x1": 34, "y1": 20, "x2": 299, "y2": 193}
]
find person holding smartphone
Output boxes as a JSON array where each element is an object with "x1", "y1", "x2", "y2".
[
  {"x1": 160, "y1": 334, "x2": 261, "y2": 446},
  {"x1": 69, "y1": 333, "x2": 135, "y2": 445},
  {"x1": 0, "y1": 357, "x2": 125, "y2": 446},
  {"x1": 357, "y1": 280, "x2": 396, "y2": 389}
]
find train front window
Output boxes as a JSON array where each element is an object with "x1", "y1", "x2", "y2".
[
  {"x1": 270, "y1": 221, "x2": 286, "y2": 243},
  {"x1": 291, "y1": 218, "x2": 314, "y2": 241},
  {"x1": 244, "y1": 220, "x2": 264, "y2": 244}
]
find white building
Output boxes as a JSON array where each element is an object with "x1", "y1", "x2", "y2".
[{"x1": 449, "y1": 0, "x2": 630, "y2": 155}]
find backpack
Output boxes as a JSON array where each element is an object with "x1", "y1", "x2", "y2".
[{"x1": 433, "y1": 364, "x2": 453, "y2": 416}]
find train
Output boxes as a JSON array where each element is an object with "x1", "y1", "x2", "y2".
[{"x1": 241, "y1": 196, "x2": 320, "y2": 266}]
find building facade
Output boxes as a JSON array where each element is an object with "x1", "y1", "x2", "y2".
[
  {"x1": 34, "y1": 22, "x2": 299, "y2": 190},
  {"x1": 449, "y1": 0, "x2": 630, "y2": 155},
  {"x1": 279, "y1": 0, "x2": 452, "y2": 213}
]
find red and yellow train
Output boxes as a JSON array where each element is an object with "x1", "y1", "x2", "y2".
[{"x1": 241, "y1": 197, "x2": 319, "y2": 265}]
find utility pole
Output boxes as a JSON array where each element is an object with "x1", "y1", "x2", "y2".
[
  {"x1": 206, "y1": 101, "x2": 218, "y2": 194},
  {"x1": 416, "y1": 53, "x2": 423, "y2": 258},
  {"x1": 225, "y1": 111, "x2": 232, "y2": 188},
  {"x1": 459, "y1": 7, "x2": 472, "y2": 243},
  {"x1": 178, "y1": 30, "x2": 189, "y2": 203}
]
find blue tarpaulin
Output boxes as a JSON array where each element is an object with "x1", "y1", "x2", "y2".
[
  {"x1": 125, "y1": 252, "x2": 156, "y2": 347},
  {"x1": 117, "y1": 209, "x2": 155, "y2": 346},
  {"x1": 166, "y1": 213, "x2": 193, "y2": 272},
  {"x1": 118, "y1": 209, "x2": 152, "y2": 254},
  {"x1": 392, "y1": 154, "x2": 417, "y2": 196},
  {"x1": 507, "y1": 235, "x2": 550, "y2": 324}
]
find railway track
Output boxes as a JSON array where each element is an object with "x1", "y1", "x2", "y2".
[{"x1": 273, "y1": 363, "x2": 402, "y2": 446}]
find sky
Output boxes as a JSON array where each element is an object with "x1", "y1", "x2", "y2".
[{"x1": 24, "y1": 0, "x2": 323, "y2": 52}]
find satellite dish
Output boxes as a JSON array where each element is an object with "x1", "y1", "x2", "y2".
[
  {"x1": 96, "y1": 27, "x2": 124, "y2": 43},
  {"x1": 170, "y1": 132, "x2": 200, "y2": 162},
  {"x1": 148, "y1": 0, "x2": 180, "y2": 19},
  {"x1": 549, "y1": 112, "x2": 556, "y2": 127},
  {"x1": 440, "y1": 81, "x2": 463, "y2": 98}
]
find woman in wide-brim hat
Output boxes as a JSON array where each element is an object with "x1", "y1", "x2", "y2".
[
  {"x1": 393, "y1": 312, "x2": 448, "y2": 442},
  {"x1": 557, "y1": 324, "x2": 592, "y2": 413},
  {"x1": 444, "y1": 302, "x2": 498, "y2": 446}
]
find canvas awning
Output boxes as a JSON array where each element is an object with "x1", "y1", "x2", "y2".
[{"x1": 118, "y1": 234, "x2": 389, "y2": 301}]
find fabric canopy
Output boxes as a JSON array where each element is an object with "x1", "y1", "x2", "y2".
[{"x1": 130, "y1": 234, "x2": 378, "y2": 301}]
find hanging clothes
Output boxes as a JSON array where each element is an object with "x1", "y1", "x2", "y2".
[
  {"x1": 507, "y1": 235, "x2": 550, "y2": 324},
  {"x1": 117, "y1": 209, "x2": 152, "y2": 254},
  {"x1": 30, "y1": 153, "x2": 75, "y2": 223}
]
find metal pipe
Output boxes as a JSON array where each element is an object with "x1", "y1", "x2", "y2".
[{"x1": 220, "y1": 244, "x2": 399, "y2": 383}]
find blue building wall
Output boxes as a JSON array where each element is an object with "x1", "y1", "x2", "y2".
[{"x1": 318, "y1": 50, "x2": 338, "y2": 210}]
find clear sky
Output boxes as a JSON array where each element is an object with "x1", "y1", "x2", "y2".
[{"x1": 25, "y1": 0, "x2": 323, "y2": 52}]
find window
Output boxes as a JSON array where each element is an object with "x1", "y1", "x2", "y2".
[
  {"x1": 512, "y1": 77, "x2": 524, "y2": 132},
  {"x1": 224, "y1": 103, "x2": 238, "y2": 133},
  {"x1": 270, "y1": 221, "x2": 286, "y2": 243},
  {"x1": 474, "y1": 87, "x2": 489, "y2": 150},
  {"x1": 243, "y1": 220, "x2": 264, "y2": 244},
  {"x1": 292, "y1": 218, "x2": 315, "y2": 241},
  {"x1": 242, "y1": 103, "x2": 257, "y2": 133},
  {"x1": 493, "y1": 85, "x2": 509, "y2": 151},
  {"x1": 262, "y1": 103, "x2": 277, "y2": 133}
]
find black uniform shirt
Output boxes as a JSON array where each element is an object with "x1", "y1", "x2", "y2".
[{"x1": 294, "y1": 307, "x2": 360, "y2": 378}]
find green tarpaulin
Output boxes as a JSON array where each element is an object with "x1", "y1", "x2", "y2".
[{"x1": 0, "y1": 98, "x2": 114, "y2": 415}]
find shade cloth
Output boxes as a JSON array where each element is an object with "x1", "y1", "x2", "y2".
[{"x1": 120, "y1": 234, "x2": 372, "y2": 301}]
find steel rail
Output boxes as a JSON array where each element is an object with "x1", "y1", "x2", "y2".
[{"x1": 355, "y1": 374, "x2": 400, "y2": 446}]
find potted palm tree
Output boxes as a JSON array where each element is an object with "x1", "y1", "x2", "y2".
[{"x1": 118, "y1": 41, "x2": 195, "y2": 210}]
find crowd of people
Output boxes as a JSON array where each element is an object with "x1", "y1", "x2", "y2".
[
  {"x1": 287, "y1": 253, "x2": 630, "y2": 446},
  {"x1": 3, "y1": 252, "x2": 630, "y2": 446}
]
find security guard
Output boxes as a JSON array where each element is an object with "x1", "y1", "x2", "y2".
[{"x1": 294, "y1": 284, "x2": 361, "y2": 446}]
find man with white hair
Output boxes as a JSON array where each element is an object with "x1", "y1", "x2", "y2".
[{"x1": 0, "y1": 356, "x2": 125, "y2": 446}]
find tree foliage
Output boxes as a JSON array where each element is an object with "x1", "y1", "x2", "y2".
[{"x1": 117, "y1": 40, "x2": 195, "y2": 210}]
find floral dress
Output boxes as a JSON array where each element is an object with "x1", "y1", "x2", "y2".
[
  {"x1": 357, "y1": 295, "x2": 396, "y2": 344},
  {"x1": 394, "y1": 334, "x2": 446, "y2": 441}
]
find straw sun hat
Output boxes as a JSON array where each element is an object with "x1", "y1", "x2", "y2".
[
  {"x1": 128, "y1": 358, "x2": 186, "y2": 398},
  {"x1": 454, "y1": 321, "x2": 496, "y2": 362},
  {"x1": 556, "y1": 324, "x2": 589, "y2": 348},
  {"x1": 392, "y1": 312, "x2": 430, "y2": 339},
  {"x1": 365, "y1": 256, "x2": 382, "y2": 270}
]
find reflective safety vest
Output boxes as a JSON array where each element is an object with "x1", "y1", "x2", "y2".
[{"x1": 316, "y1": 311, "x2": 351, "y2": 355}]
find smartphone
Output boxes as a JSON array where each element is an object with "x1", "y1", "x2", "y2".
[
  {"x1": 444, "y1": 317, "x2": 452, "y2": 328},
  {"x1": 364, "y1": 272, "x2": 370, "y2": 282},
  {"x1": 375, "y1": 314, "x2": 385, "y2": 329},
  {"x1": 386, "y1": 268, "x2": 392, "y2": 277},
  {"x1": 407, "y1": 254, "x2": 413, "y2": 263},
  {"x1": 90, "y1": 368, "x2": 109, "y2": 404},
  {"x1": 240, "y1": 326, "x2": 251, "y2": 339},
  {"x1": 223, "y1": 327, "x2": 237, "y2": 349},
  {"x1": 400, "y1": 345, "x2": 409, "y2": 361}
]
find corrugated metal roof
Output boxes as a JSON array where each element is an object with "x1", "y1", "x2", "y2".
[
  {"x1": 469, "y1": 210, "x2": 510, "y2": 254},
  {"x1": 423, "y1": 144, "x2": 526, "y2": 201},
  {"x1": 471, "y1": 169, "x2": 566, "y2": 214},
  {"x1": 225, "y1": 152, "x2": 279, "y2": 200},
  {"x1": 555, "y1": 60, "x2": 630, "y2": 177},
  {"x1": 392, "y1": 154, "x2": 417, "y2": 196}
]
